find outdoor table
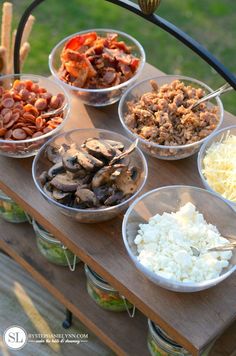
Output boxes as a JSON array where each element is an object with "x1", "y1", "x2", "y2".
[{"x1": 0, "y1": 63, "x2": 235, "y2": 356}]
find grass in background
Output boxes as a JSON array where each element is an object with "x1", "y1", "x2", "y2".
[{"x1": 10, "y1": 0, "x2": 236, "y2": 113}]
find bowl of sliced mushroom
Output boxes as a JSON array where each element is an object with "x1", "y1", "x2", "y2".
[{"x1": 32, "y1": 128, "x2": 148, "y2": 223}]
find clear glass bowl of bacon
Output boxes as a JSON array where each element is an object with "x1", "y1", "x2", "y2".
[
  {"x1": 0, "y1": 74, "x2": 70, "y2": 158},
  {"x1": 49, "y1": 29, "x2": 146, "y2": 107}
]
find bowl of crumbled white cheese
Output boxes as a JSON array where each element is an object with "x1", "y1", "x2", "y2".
[{"x1": 122, "y1": 185, "x2": 236, "y2": 292}]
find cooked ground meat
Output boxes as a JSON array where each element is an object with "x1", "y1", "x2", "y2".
[{"x1": 124, "y1": 79, "x2": 219, "y2": 146}]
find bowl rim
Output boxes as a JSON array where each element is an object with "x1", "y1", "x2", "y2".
[
  {"x1": 197, "y1": 124, "x2": 236, "y2": 207},
  {"x1": 122, "y1": 185, "x2": 236, "y2": 290},
  {"x1": 48, "y1": 28, "x2": 146, "y2": 93},
  {"x1": 32, "y1": 127, "x2": 148, "y2": 213},
  {"x1": 118, "y1": 74, "x2": 224, "y2": 150},
  {"x1": 0, "y1": 73, "x2": 71, "y2": 144}
]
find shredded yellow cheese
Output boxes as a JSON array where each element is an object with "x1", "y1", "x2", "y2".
[{"x1": 202, "y1": 132, "x2": 236, "y2": 202}]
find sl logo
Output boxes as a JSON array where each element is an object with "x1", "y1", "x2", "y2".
[{"x1": 3, "y1": 326, "x2": 28, "y2": 350}]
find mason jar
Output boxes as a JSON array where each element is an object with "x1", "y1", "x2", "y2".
[
  {"x1": 147, "y1": 319, "x2": 213, "y2": 356},
  {"x1": 84, "y1": 264, "x2": 135, "y2": 317},
  {"x1": 0, "y1": 189, "x2": 28, "y2": 223},
  {"x1": 32, "y1": 219, "x2": 79, "y2": 271}
]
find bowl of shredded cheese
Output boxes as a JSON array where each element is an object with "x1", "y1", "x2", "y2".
[
  {"x1": 198, "y1": 125, "x2": 236, "y2": 211},
  {"x1": 122, "y1": 185, "x2": 236, "y2": 292}
]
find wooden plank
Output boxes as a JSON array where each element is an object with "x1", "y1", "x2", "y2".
[
  {"x1": 0, "y1": 63, "x2": 235, "y2": 355},
  {"x1": 0, "y1": 220, "x2": 149, "y2": 356},
  {"x1": 0, "y1": 223, "x2": 235, "y2": 356}
]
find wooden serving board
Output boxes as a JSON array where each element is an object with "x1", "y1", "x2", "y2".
[{"x1": 0, "y1": 64, "x2": 235, "y2": 355}]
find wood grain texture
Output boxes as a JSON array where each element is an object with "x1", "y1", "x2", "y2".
[
  {"x1": 0, "y1": 220, "x2": 149, "y2": 356},
  {"x1": 0, "y1": 220, "x2": 235, "y2": 356},
  {"x1": 0, "y1": 64, "x2": 235, "y2": 355}
]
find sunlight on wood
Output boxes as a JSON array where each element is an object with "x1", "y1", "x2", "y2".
[
  {"x1": 0, "y1": 335, "x2": 10, "y2": 356},
  {"x1": 14, "y1": 282, "x2": 60, "y2": 352}
]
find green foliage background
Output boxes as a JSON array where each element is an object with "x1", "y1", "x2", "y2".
[{"x1": 9, "y1": 0, "x2": 236, "y2": 113}]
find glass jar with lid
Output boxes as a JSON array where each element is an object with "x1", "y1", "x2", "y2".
[
  {"x1": 32, "y1": 219, "x2": 79, "y2": 271},
  {"x1": 147, "y1": 319, "x2": 213, "y2": 356},
  {"x1": 84, "y1": 264, "x2": 135, "y2": 317},
  {"x1": 0, "y1": 189, "x2": 28, "y2": 223}
]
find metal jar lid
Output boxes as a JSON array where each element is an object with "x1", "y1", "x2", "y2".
[
  {"x1": 32, "y1": 218, "x2": 78, "y2": 272},
  {"x1": 148, "y1": 319, "x2": 190, "y2": 355},
  {"x1": 84, "y1": 264, "x2": 136, "y2": 318},
  {"x1": 32, "y1": 219, "x2": 60, "y2": 244},
  {"x1": 84, "y1": 264, "x2": 116, "y2": 291}
]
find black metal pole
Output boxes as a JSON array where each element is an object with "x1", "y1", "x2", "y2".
[
  {"x1": 14, "y1": 0, "x2": 236, "y2": 89},
  {"x1": 62, "y1": 308, "x2": 73, "y2": 329},
  {"x1": 106, "y1": 0, "x2": 236, "y2": 89},
  {"x1": 13, "y1": 0, "x2": 45, "y2": 74}
]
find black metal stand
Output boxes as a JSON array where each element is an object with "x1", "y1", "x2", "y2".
[
  {"x1": 14, "y1": 0, "x2": 236, "y2": 89},
  {"x1": 62, "y1": 308, "x2": 73, "y2": 329}
]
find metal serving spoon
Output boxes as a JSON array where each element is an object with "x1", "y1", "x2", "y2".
[
  {"x1": 191, "y1": 241, "x2": 236, "y2": 257},
  {"x1": 40, "y1": 102, "x2": 68, "y2": 119},
  {"x1": 192, "y1": 83, "x2": 233, "y2": 109}
]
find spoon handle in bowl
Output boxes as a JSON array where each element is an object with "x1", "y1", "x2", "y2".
[
  {"x1": 192, "y1": 83, "x2": 233, "y2": 108},
  {"x1": 208, "y1": 241, "x2": 236, "y2": 252}
]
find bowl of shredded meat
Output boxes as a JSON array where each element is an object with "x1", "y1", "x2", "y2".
[
  {"x1": 49, "y1": 29, "x2": 145, "y2": 107},
  {"x1": 118, "y1": 75, "x2": 224, "y2": 160}
]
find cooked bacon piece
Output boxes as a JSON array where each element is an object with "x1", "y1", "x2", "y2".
[{"x1": 59, "y1": 32, "x2": 140, "y2": 89}]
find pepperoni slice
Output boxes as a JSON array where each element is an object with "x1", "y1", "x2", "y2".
[
  {"x1": 3, "y1": 111, "x2": 12, "y2": 124},
  {"x1": 4, "y1": 129, "x2": 13, "y2": 139},
  {"x1": 35, "y1": 98, "x2": 47, "y2": 111},
  {"x1": 22, "y1": 127, "x2": 33, "y2": 136},
  {"x1": 22, "y1": 112, "x2": 36, "y2": 121},
  {"x1": 1, "y1": 108, "x2": 11, "y2": 116},
  {"x1": 4, "y1": 118, "x2": 15, "y2": 129},
  {"x1": 12, "y1": 128, "x2": 27, "y2": 140},
  {"x1": 0, "y1": 128, "x2": 7, "y2": 136},
  {"x1": 32, "y1": 131, "x2": 43, "y2": 138},
  {"x1": 35, "y1": 117, "x2": 43, "y2": 129},
  {"x1": 2, "y1": 97, "x2": 14, "y2": 108}
]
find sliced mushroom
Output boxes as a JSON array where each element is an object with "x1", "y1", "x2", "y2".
[
  {"x1": 52, "y1": 188, "x2": 71, "y2": 201},
  {"x1": 76, "y1": 149, "x2": 104, "y2": 171},
  {"x1": 104, "y1": 139, "x2": 125, "y2": 151},
  {"x1": 76, "y1": 188, "x2": 99, "y2": 208},
  {"x1": 104, "y1": 190, "x2": 124, "y2": 206},
  {"x1": 50, "y1": 173, "x2": 83, "y2": 192},
  {"x1": 39, "y1": 171, "x2": 49, "y2": 185},
  {"x1": 62, "y1": 147, "x2": 82, "y2": 172},
  {"x1": 91, "y1": 164, "x2": 124, "y2": 189},
  {"x1": 83, "y1": 138, "x2": 116, "y2": 160},
  {"x1": 43, "y1": 182, "x2": 54, "y2": 198},
  {"x1": 93, "y1": 185, "x2": 114, "y2": 203},
  {"x1": 66, "y1": 169, "x2": 89, "y2": 180},
  {"x1": 48, "y1": 161, "x2": 65, "y2": 178},
  {"x1": 46, "y1": 145, "x2": 63, "y2": 163},
  {"x1": 115, "y1": 166, "x2": 140, "y2": 195},
  {"x1": 109, "y1": 139, "x2": 138, "y2": 166}
]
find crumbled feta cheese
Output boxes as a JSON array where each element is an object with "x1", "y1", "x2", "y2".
[{"x1": 134, "y1": 202, "x2": 232, "y2": 283}]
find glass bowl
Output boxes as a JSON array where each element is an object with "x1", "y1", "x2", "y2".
[
  {"x1": 32, "y1": 128, "x2": 148, "y2": 223},
  {"x1": 0, "y1": 74, "x2": 70, "y2": 158},
  {"x1": 49, "y1": 28, "x2": 146, "y2": 107},
  {"x1": 118, "y1": 75, "x2": 224, "y2": 160},
  {"x1": 122, "y1": 185, "x2": 236, "y2": 292},
  {"x1": 198, "y1": 125, "x2": 236, "y2": 212}
]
